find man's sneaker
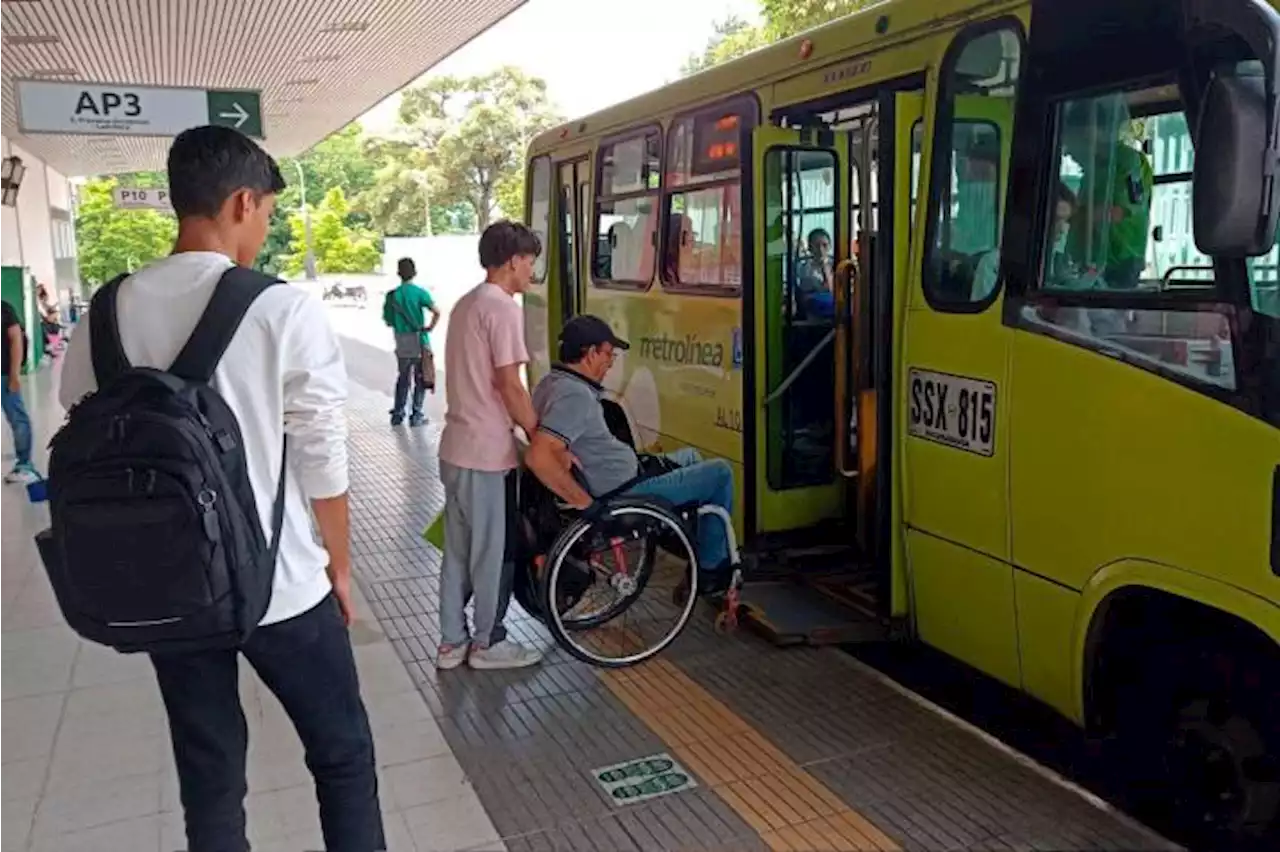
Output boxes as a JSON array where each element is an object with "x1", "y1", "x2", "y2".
[
  {"x1": 409, "y1": 413, "x2": 426, "y2": 427},
  {"x1": 4, "y1": 465, "x2": 39, "y2": 485},
  {"x1": 390, "y1": 412, "x2": 404, "y2": 427},
  {"x1": 468, "y1": 639, "x2": 543, "y2": 670},
  {"x1": 436, "y1": 642, "x2": 470, "y2": 671}
]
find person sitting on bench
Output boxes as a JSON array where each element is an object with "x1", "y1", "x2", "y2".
[{"x1": 524, "y1": 315, "x2": 737, "y2": 590}]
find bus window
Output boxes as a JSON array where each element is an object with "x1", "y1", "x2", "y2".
[
  {"x1": 529, "y1": 156, "x2": 552, "y2": 283},
  {"x1": 593, "y1": 131, "x2": 661, "y2": 287},
  {"x1": 1023, "y1": 83, "x2": 1238, "y2": 392},
  {"x1": 663, "y1": 102, "x2": 754, "y2": 293},
  {"x1": 909, "y1": 120, "x2": 923, "y2": 236},
  {"x1": 924, "y1": 25, "x2": 1020, "y2": 309}
]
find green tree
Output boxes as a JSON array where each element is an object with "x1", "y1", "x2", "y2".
[
  {"x1": 682, "y1": 0, "x2": 875, "y2": 76},
  {"x1": 397, "y1": 67, "x2": 561, "y2": 228},
  {"x1": 257, "y1": 123, "x2": 381, "y2": 274},
  {"x1": 74, "y1": 175, "x2": 177, "y2": 287},
  {"x1": 283, "y1": 187, "x2": 380, "y2": 275},
  {"x1": 682, "y1": 16, "x2": 769, "y2": 75}
]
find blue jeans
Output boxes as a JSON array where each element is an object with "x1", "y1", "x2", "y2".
[
  {"x1": 1, "y1": 384, "x2": 32, "y2": 467},
  {"x1": 151, "y1": 594, "x2": 385, "y2": 852},
  {"x1": 392, "y1": 356, "x2": 426, "y2": 419},
  {"x1": 625, "y1": 448, "x2": 735, "y2": 570}
]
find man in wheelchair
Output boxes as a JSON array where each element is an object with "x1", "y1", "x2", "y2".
[{"x1": 524, "y1": 315, "x2": 738, "y2": 594}]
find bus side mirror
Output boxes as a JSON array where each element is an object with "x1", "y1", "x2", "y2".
[{"x1": 1192, "y1": 71, "x2": 1277, "y2": 257}]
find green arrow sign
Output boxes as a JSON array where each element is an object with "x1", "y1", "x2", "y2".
[{"x1": 206, "y1": 90, "x2": 263, "y2": 139}]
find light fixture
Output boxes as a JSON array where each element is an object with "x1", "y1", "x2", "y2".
[
  {"x1": 3, "y1": 34, "x2": 61, "y2": 46},
  {"x1": 320, "y1": 21, "x2": 369, "y2": 33},
  {"x1": 2, "y1": 156, "x2": 27, "y2": 208},
  {"x1": 284, "y1": 78, "x2": 321, "y2": 87},
  {"x1": 28, "y1": 68, "x2": 79, "y2": 79},
  {"x1": 300, "y1": 54, "x2": 342, "y2": 64}
]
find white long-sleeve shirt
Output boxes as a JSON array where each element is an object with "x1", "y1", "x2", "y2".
[{"x1": 59, "y1": 251, "x2": 347, "y2": 625}]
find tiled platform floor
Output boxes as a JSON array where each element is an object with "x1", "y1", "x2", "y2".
[
  {"x1": 3, "y1": 336, "x2": 1176, "y2": 852},
  {"x1": 1, "y1": 360, "x2": 502, "y2": 852}
]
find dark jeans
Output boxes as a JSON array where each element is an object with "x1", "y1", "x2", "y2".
[
  {"x1": 392, "y1": 357, "x2": 426, "y2": 419},
  {"x1": 151, "y1": 594, "x2": 385, "y2": 852}
]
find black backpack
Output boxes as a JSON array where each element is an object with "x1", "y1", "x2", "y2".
[{"x1": 36, "y1": 267, "x2": 286, "y2": 654}]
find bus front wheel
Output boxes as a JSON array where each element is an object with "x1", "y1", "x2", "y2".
[{"x1": 1114, "y1": 641, "x2": 1278, "y2": 849}]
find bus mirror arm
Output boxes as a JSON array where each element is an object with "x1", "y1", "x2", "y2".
[{"x1": 1186, "y1": 0, "x2": 1280, "y2": 256}]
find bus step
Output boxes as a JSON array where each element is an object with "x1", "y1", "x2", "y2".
[{"x1": 738, "y1": 580, "x2": 887, "y2": 647}]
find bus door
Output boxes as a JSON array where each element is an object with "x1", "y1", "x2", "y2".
[
  {"x1": 900, "y1": 25, "x2": 1021, "y2": 688},
  {"x1": 749, "y1": 126, "x2": 851, "y2": 536},
  {"x1": 554, "y1": 158, "x2": 590, "y2": 334}
]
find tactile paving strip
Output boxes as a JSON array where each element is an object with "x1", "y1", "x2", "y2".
[{"x1": 341, "y1": 377, "x2": 1174, "y2": 852}]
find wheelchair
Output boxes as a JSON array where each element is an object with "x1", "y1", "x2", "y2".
[{"x1": 511, "y1": 399, "x2": 743, "y2": 668}]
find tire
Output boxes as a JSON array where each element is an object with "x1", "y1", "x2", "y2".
[
  {"x1": 1115, "y1": 643, "x2": 1279, "y2": 849},
  {"x1": 541, "y1": 502, "x2": 698, "y2": 668}
]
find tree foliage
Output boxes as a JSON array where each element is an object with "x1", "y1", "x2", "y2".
[
  {"x1": 682, "y1": 0, "x2": 876, "y2": 75},
  {"x1": 397, "y1": 67, "x2": 561, "y2": 228},
  {"x1": 283, "y1": 187, "x2": 381, "y2": 276},
  {"x1": 74, "y1": 174, "x2": 177, "y2": 287}
]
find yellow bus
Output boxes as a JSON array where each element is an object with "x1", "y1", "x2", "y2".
[{"x1": 523, "y1": 0, "x2": 1280, "y2": 843}]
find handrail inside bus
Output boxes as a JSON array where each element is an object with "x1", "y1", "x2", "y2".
[{"x1": 761, "y1": 328, "x2": 837, "y2": 408}]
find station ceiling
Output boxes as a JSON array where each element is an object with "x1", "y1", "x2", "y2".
[{"x1": 0, "y1": 0, "x2": 525, "y2": 176}]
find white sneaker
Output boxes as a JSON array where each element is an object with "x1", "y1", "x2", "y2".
[
  {"x1": 436, "y1": 642, "x2": 470, "y2": 671},
  {"x1": 468, "y1": 639, "x2": 543, "y2": 670},
  {"x1": 4, "y1": 466, "x2": 39, "y2": 485}
]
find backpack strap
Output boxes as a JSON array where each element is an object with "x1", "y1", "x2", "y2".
[
  {"x1": 169, "y1": 267, "x2": 287, "y2": 560},
  {"x1": 169, "y1": 266, "x2": 280, "y2": 383},
  {"x1": 89, "y1": 273, "x2": 132, "y2": 386}
]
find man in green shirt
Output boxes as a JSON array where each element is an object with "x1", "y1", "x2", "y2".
[
  {"x1": 382, "y1": 257, "x2": 440, "y2": 426},
  {"x1": 1061, "y1": 96, "x2": 1155, "y2": 289}
]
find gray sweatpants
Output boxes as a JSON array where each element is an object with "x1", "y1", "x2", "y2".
[{"x1": 438, "y1": 461, "x2": 514, "y2": 649}]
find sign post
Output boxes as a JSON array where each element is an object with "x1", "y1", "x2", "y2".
[
  {"x1": 16, "y1": 81, "x2": 264, "y2": 139},
  {"x1": 112, "y1": 187, "x2": 173, "y2": 212}
]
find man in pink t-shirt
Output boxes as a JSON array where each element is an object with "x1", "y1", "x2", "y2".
[{"x1": 437, "y1": 221, "x2": 542, "y2": 671}]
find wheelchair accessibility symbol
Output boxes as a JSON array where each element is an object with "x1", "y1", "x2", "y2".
[{"x1": 592, "y1": 753, "x2": 697, "y2": 805}]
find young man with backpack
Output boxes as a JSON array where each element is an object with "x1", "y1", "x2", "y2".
[
  {"x1": 1, "y1": 298, "x2": 37, "y2": 484},
  {"x1": 381, "y1": 256, "x2": 440, "y2": 427},
  {"x1": 53, "y1": 126, "x2": 385, "y2": 852}
]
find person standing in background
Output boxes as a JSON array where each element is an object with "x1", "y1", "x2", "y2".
[
  {"x1": 2, "y1": 299, "x2": 37, "y2": 485},
  {"x1": 436, "y1": 221, "x2": 543, "y2": 671},
  {"x1": 382, "y1": 257, "x2": 440, "y2": 427}
]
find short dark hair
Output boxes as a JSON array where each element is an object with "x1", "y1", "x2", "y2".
[
  {"x1": 478, "y1": 220, "x2": 541, "y2": 269},
  {"x1": 396, "y1": 257, "x2": 416, "y2": 281},
  {"x1": 1056, "y1": 181, "x2": 1077, "y2": 208},
  {"x1": 167, "y1": 125, "x2": 286, "y2": 219}
]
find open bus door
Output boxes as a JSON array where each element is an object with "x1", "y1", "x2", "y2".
[{"x1": 747, "y1": 125, "x2": 851, "y2": 541}]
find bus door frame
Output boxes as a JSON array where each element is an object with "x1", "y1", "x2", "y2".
[{"x1": 555, "y1": 157, "x2": 590, "y2": 332}]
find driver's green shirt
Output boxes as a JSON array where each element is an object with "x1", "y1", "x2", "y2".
[{"x1": 1067, "y1": 143, "x2": 1154, "y2": 275}]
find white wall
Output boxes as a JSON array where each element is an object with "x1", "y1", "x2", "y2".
[{"x1": 0, "y1": 135, "x2": 79, "y2": 308}]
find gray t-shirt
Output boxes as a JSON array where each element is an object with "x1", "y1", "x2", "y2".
[{"x1": 532, "y1": 368, "x2": 638, "y2": 496}]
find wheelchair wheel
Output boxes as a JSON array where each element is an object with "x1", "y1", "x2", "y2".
[{"x1": 542, "y1": 502, "x2": 698, "y2": 667}]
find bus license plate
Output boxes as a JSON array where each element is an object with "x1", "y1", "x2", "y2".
[{"x1": 907, "y1": 368, "x2": 996, "y2": 457}]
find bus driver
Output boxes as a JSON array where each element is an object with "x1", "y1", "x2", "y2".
[{"x1": 524, "y1": 315, "x2": 738, "y2": 591}]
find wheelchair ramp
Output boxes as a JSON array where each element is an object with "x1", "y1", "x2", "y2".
[{"x1": 739, "y1": 579, "x2": 887, "y2": 646}]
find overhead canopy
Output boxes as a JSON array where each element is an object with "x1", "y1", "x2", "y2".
[{"x1": 1, "y1": 0, "x2": 525, "y2": 177}]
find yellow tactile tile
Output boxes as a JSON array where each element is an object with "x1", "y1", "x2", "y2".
[{"x1": 597, "y1": 658, "x2": 902, "y2": 852}]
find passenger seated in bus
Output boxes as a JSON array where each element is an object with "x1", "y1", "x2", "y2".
[
  {"x1": 665, "y1": 214, "x2": 694, "y2": 285},
  {"x1": 794, "y1": 228, "x2": 836, "y2": 319},
  {"x1": 524, "y1": 315, "x2": 737, "y2": 590}
]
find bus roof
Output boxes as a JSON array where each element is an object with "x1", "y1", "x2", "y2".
[{"x1": 528, "y1": 0, "x2": 1016, "y2": 155}]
